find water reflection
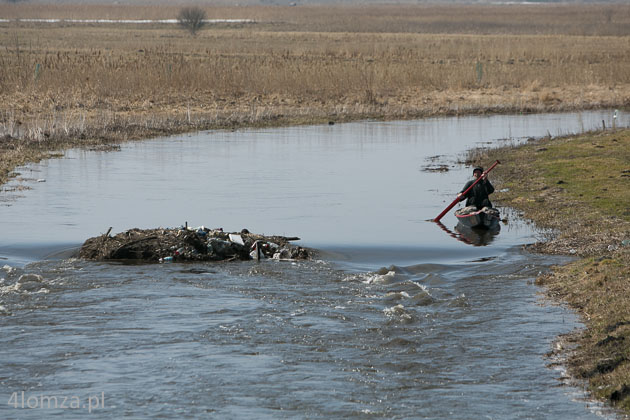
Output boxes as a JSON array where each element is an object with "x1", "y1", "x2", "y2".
[
  {"x1": 0, "y1": 110, "x2": 623, "y2": 419},
  {"x1": 433, "y1": 220, "x2": 500, "y2": 246},
  {"x1": 454, "y1": 223, "x2": 501, "y2": 246},
  {"x1": 1, "y1": 109, "x2": 625, "y2": 265}
]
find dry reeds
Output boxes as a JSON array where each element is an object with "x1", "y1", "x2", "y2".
[
  {"x1": 0, "y1": 3, "x2": 629, "y2": 147},
  {"x1": 2, "y1": 4, "x2": 630, "y2": 36},
  {"x1": 2, "y1": 27, "x2": 628, "y2": 110}
]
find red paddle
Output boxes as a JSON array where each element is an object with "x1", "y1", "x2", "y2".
[{"x1": 433, "y1": 160, "x2": 500, "y2": 223}]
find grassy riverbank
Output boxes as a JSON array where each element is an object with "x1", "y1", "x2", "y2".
[
  {"x1": 0, "y1": 1, "x2": 629, "y2": 414},
  {"x1": 476, "y1": 128, "x2": 630, "y2": 412},
  {"x1": 2, "y1": 3, "x2": 630, "y2": 186}
]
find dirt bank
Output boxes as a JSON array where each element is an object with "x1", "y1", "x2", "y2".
[
  {"x1": 2, "y1": 4, "x2": 630, "y2": 187},
  {"x1": 3, "y1": 86, "x2": 629, "y2": 189},
  {"x1": 475, "y1": 128, "x2": 630, "y2": 413}
]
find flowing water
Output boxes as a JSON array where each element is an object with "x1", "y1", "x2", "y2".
[{"x1": 0, "y1": 110, "x2": 625, "y2": 419}]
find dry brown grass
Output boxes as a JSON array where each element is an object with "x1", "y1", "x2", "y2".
[
  {"x1": 2, "y1": 3, "x2": 630, "y2": 36},
  {"x1": 2, "y1": 25, "x2": 629, "y2": 134},
  {"x1": 1, "y1": 4, "x2": 629, "y2": 186}
]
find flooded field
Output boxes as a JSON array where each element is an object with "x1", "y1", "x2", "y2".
[{"x1": 0, "y1": 110, "x2": 625, "y2": 418}]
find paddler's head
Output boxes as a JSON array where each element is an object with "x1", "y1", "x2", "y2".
[{"x1": 473, "y1": 167, "x2": 483, "y2": 178}]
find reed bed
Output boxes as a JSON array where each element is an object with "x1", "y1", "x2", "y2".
[
  {"x1": 2, "y1": 27, "x2": 629, "y2": 117},
  {"x1": 0, "y1": 4, "x2": 629, "y2": 182}
]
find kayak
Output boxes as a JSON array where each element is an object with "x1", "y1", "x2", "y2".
[{"x1": 455, "y1": 206, "x2": 500, "y2": 229}]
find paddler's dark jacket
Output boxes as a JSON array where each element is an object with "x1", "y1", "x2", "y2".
[{"x1": 460, "y1": 178, "x2": 494, "y2": 209}]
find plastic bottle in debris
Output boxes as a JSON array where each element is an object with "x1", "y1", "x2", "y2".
[
  {"x1": 250, "y1": 241, "x2": 265, "y2": 260},
  {"x1": 160, "y1": 256, "x2": 174, "y2": 263}
]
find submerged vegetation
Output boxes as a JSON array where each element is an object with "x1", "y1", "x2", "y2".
[{"x1": 477, "y1": 129, "x2": 630, "y2": 412}]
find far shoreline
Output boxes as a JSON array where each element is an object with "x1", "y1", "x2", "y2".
[{"x1": 2, "y1": 99, "x2": 627, "y2": 188}]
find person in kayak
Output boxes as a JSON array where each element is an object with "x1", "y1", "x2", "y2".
[{"x1": 457, "y1": 166, "x2": 494, "y2": 209}]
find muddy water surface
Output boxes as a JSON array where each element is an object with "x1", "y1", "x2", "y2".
[{"x1": 0, "y1": 110, "x2": 625, "y2": 418}]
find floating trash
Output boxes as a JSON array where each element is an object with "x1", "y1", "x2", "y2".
[{"x1": 79, "y1": 226, "x2": 310, "y2": 263}]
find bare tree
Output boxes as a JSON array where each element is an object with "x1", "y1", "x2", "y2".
[{"x1": 177, "y1": 7, "x2": 207, "y2": 36}]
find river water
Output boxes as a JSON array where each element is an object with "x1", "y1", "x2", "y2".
[{"x1": 0, "y1": 110, "x2": 625, "y2": 419}]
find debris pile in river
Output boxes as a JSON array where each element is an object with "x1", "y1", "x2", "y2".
[{"x1": 79, "y1": 226, "x2": 310, "y2": 263}]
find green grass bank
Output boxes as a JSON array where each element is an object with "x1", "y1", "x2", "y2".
[{"x1": 476, "y1": 128, "x2": 630, "y2": 412}]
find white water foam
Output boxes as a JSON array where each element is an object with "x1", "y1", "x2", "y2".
[
  {"x1": 383, "y1": 304, "x2": 415, "y2": 323},
  {"x1": 345, "y1": 270, "x2": 397, "y2": 285}
]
